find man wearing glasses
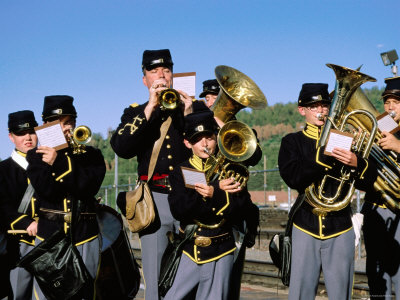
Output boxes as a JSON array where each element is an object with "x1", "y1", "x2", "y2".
[{"x1": 278, "y1": 83, "x2": 377, "y2": 300}]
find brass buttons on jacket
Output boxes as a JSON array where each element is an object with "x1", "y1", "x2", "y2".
[{"x1": 169, "y1": 166, "x2": 174, "y2": 171}]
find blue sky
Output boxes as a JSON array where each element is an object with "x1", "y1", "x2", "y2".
[{"x1": 1, "y1": 0, "x2": 399, "y2": 160}]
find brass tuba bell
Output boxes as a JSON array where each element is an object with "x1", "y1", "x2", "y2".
[
  {"x1": 211, "y1": 65, "x2": 267, "y2": 123},
  {"x1": 205, "y1": 120, "x2": 257, "y2": 188}
]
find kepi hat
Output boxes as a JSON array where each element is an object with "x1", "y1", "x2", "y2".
[
  {"x1": 298, "y1": 83, "x2": 331, "y2": 106},
  {"x1": 199, "y1": 79, "x2": 220, "y2": 98},
  {"x1": 142, "y1": 49, "x2": 173, "y2": 72},
  {"x1": 8, "y1": 110, "x2": 38, "y2": 133},
  {"x1": 42, "y1": 95, "x2": 77, "y2": 121},
  {"x1": 382, "y1": 77, "x2": 400, "y2": 101},
  {"x1": 184, "y1": 110, "x2": 219, "y2": 142}
]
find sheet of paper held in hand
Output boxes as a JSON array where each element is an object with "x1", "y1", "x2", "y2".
[
  {"x1": 324, "y1": 129, "x2": 354, "y2": 156},
  {"x1": 181, "y1": 166, "x2": 207, "y2": 189},
  {"x1": 173, "y1": 72, "x2": 196, "y2": 98},
  {"x1": 376, "y1": 112, "x2": 400, "y2": 134},
  {"x1": 34, "y1": 120, "x2": 68, "y2": 151}
]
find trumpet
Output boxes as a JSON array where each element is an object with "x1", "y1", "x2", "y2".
[
  {"x1": 68, "y1": 125, "x2": 92, "y2": 154},
  {"x1": 159, "y1": 88, "x2": 180, "y2": 110}
]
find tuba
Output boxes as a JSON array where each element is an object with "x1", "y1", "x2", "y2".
[
  {"x1": 211, "y1": 65, "x2": 267, "y2": 122},
  {"x1": 345, "y1": 89, "x2": 400, "y2": 212},
  {"x1": 204, "y1": 120, "x2": 257, "y2": 188},
  {"x1": 305, "y1": 64, "x2": 378, "y2": 216},
  {"x1": 68, "y1": 125, "x2": 92, "y2": 154}
]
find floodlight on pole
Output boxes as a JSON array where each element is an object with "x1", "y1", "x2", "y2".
[{"x1": 380, "y1": 49, "x2": 398, "y2": 77}]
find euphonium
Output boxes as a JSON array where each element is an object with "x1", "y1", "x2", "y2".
[
  {"x1": 159, "y1": 88, "x2": 180, "y2": 110},
  {"x1": 204, "y1": 120, "x2": 257, "y2": 188},
  {"x1": 345, "y1": 89, "x2": 400, "y2": 212},
  {"x1": 305, "y1": 64, "x2": 378, "y2": 216},
  {"x1": 68, "y1": 125, "x2": 92, "y2": 154},
  {"x1": 211, "y1": 65, "x2": 267, "y2": 122}
]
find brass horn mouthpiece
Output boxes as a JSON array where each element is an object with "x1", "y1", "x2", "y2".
[
  {"x1": 389, "y1": 111, "x2": 397, "y2": 118},
  {"x1": 159, "y1": 88, "x2": 180, "y2": 110},
  {"x1": 316, "y1": 113, "x2": 325, "y2": 121}
]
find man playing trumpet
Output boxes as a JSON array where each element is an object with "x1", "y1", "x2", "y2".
[{"x1": 111, "y1": 49, "x2": 194, "y2": 300}]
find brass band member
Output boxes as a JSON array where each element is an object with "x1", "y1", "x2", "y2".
[
  {"x1": 278, "y1": 83, "x2": 377, "y2": 300},
  {"x1": 26, "y1": 96, "x2": 106, "y2": 299},
  {"x1": 362, "y1": 77, "x2": 400, "y2": 299},
  {"x1": 165, "y1": 110, "x2": 251, "y2": 300},
  {"x1": 110, "y1": 49, "x2": 194, "y2": 300},
  {"x1": 0, "y1": 110, "x2": 39, "y2": 300},
  {"x1": 199, "y1": 79, "x2": 220, "y2": 108}
]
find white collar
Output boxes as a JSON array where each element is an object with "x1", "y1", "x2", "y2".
[{"x1": 11, "y1": 150, "x2": 28, "y2": 170}]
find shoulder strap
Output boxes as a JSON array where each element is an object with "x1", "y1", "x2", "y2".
[
  {"x1": 284, "y1": 193, "x2": 306, "y2": 236},
  {"x1": 18, "y1": 184, "x2": 35, "y2": 214},
  {"x1": 147, "y1": 116, "x2": 173, "y2": 179}
]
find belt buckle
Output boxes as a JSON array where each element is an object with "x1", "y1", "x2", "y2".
[
  {"x1": 64, "y1": 212, "x2": 72, "y2": 223},
  {"x1": 195, "y1": 236, "x2": 212, "y2": 247}
]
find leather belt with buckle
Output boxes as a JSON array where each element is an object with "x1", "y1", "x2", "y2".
[
  {"x1": 152, "y1": 177, "x2": 170, "y2": 186},
  {"x1": 194, "y1": 233, "x2": 231, "y2": 247},
  {"x1": 39, "y1": 208, "x2": 96, "y2": 224},
  {"x1": 139, "y1": 175, "x2": 170, "y2": 187}
]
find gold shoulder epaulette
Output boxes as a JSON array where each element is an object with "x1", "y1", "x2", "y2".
[{"x1": 130, "y1": 103, "x2": 139, "y2": 108}]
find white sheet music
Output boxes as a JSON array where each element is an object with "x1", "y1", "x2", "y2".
[
  {"x1": 378, "y1": 114, "x2": 399, "y2": 133},
  {"x1": 35, "y1": 121, "x2": 68, "y2": 150},
  {"x1": 325, "y1": 131, "x2": 353, "y2": 154},
  {"x1": 173, "y1": 73, "x2": 196, "y2": 97},
  {"x1": 181, "y1": 167, "x2": 207, "y2": 188}
]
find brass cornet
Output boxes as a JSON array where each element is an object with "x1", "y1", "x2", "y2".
[
  {"x1": 159, "y1": 88, "x2": 180, "y2": 110},
  {"x1": 204, "y1": 120, "x2": 257, "y2": 188},
  {"x1": 68, "y1": 125, "x2": 92, "y2": 154}
]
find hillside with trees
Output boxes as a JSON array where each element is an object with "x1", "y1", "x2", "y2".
[{"x1": 90, "y1": 86, "x2": 385, "y2": 194}]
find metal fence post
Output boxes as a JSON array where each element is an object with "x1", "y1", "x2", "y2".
[
  {"x1": 105, "y1": 187, "x2": 108, "y2": 206},
  {"x1": 356, "y1": 190, "x2": 362, "y2": 260},
  {"x1": 114, "y1": 153, "x2": 118, "y2": 207}
]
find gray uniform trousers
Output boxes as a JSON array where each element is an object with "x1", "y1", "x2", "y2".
[
  {"x1": 164, "y1": 253, "x2": 234, "y2": 300},
  {"x1": 140, "y1": 192, "x2": 179, "y2": 300},
  {"x1": 289, "y1": 226, "x2": 355, "y2": 300},
  {"x1": 31, "y1": 237, "x2": 100, "y2": 300},
  {"x1": 363, "y1": 205, "x2": 400, "y2": 299},
  {"x1": 10, "y1": 243, "x2": 34, "y2": 300}
]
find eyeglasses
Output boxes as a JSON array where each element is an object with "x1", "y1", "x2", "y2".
[{"x1": 306, "y1": 103, "x2": 330, "y2": 112}]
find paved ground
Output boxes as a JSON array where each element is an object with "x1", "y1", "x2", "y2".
[{"x1": 133, "y1": 284, "x2": 291, "y2": 299}]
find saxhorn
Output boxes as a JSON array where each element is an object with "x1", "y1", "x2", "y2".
[
  {"x1": 204, "y1": 120, "x2": 257, "y2": 188},
  {"x1": 305, "y1": 64, "x2": 378, "y2": 216},
  {"x1": 211, "y1": 65, "x2": 267, "y2": 123}
]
